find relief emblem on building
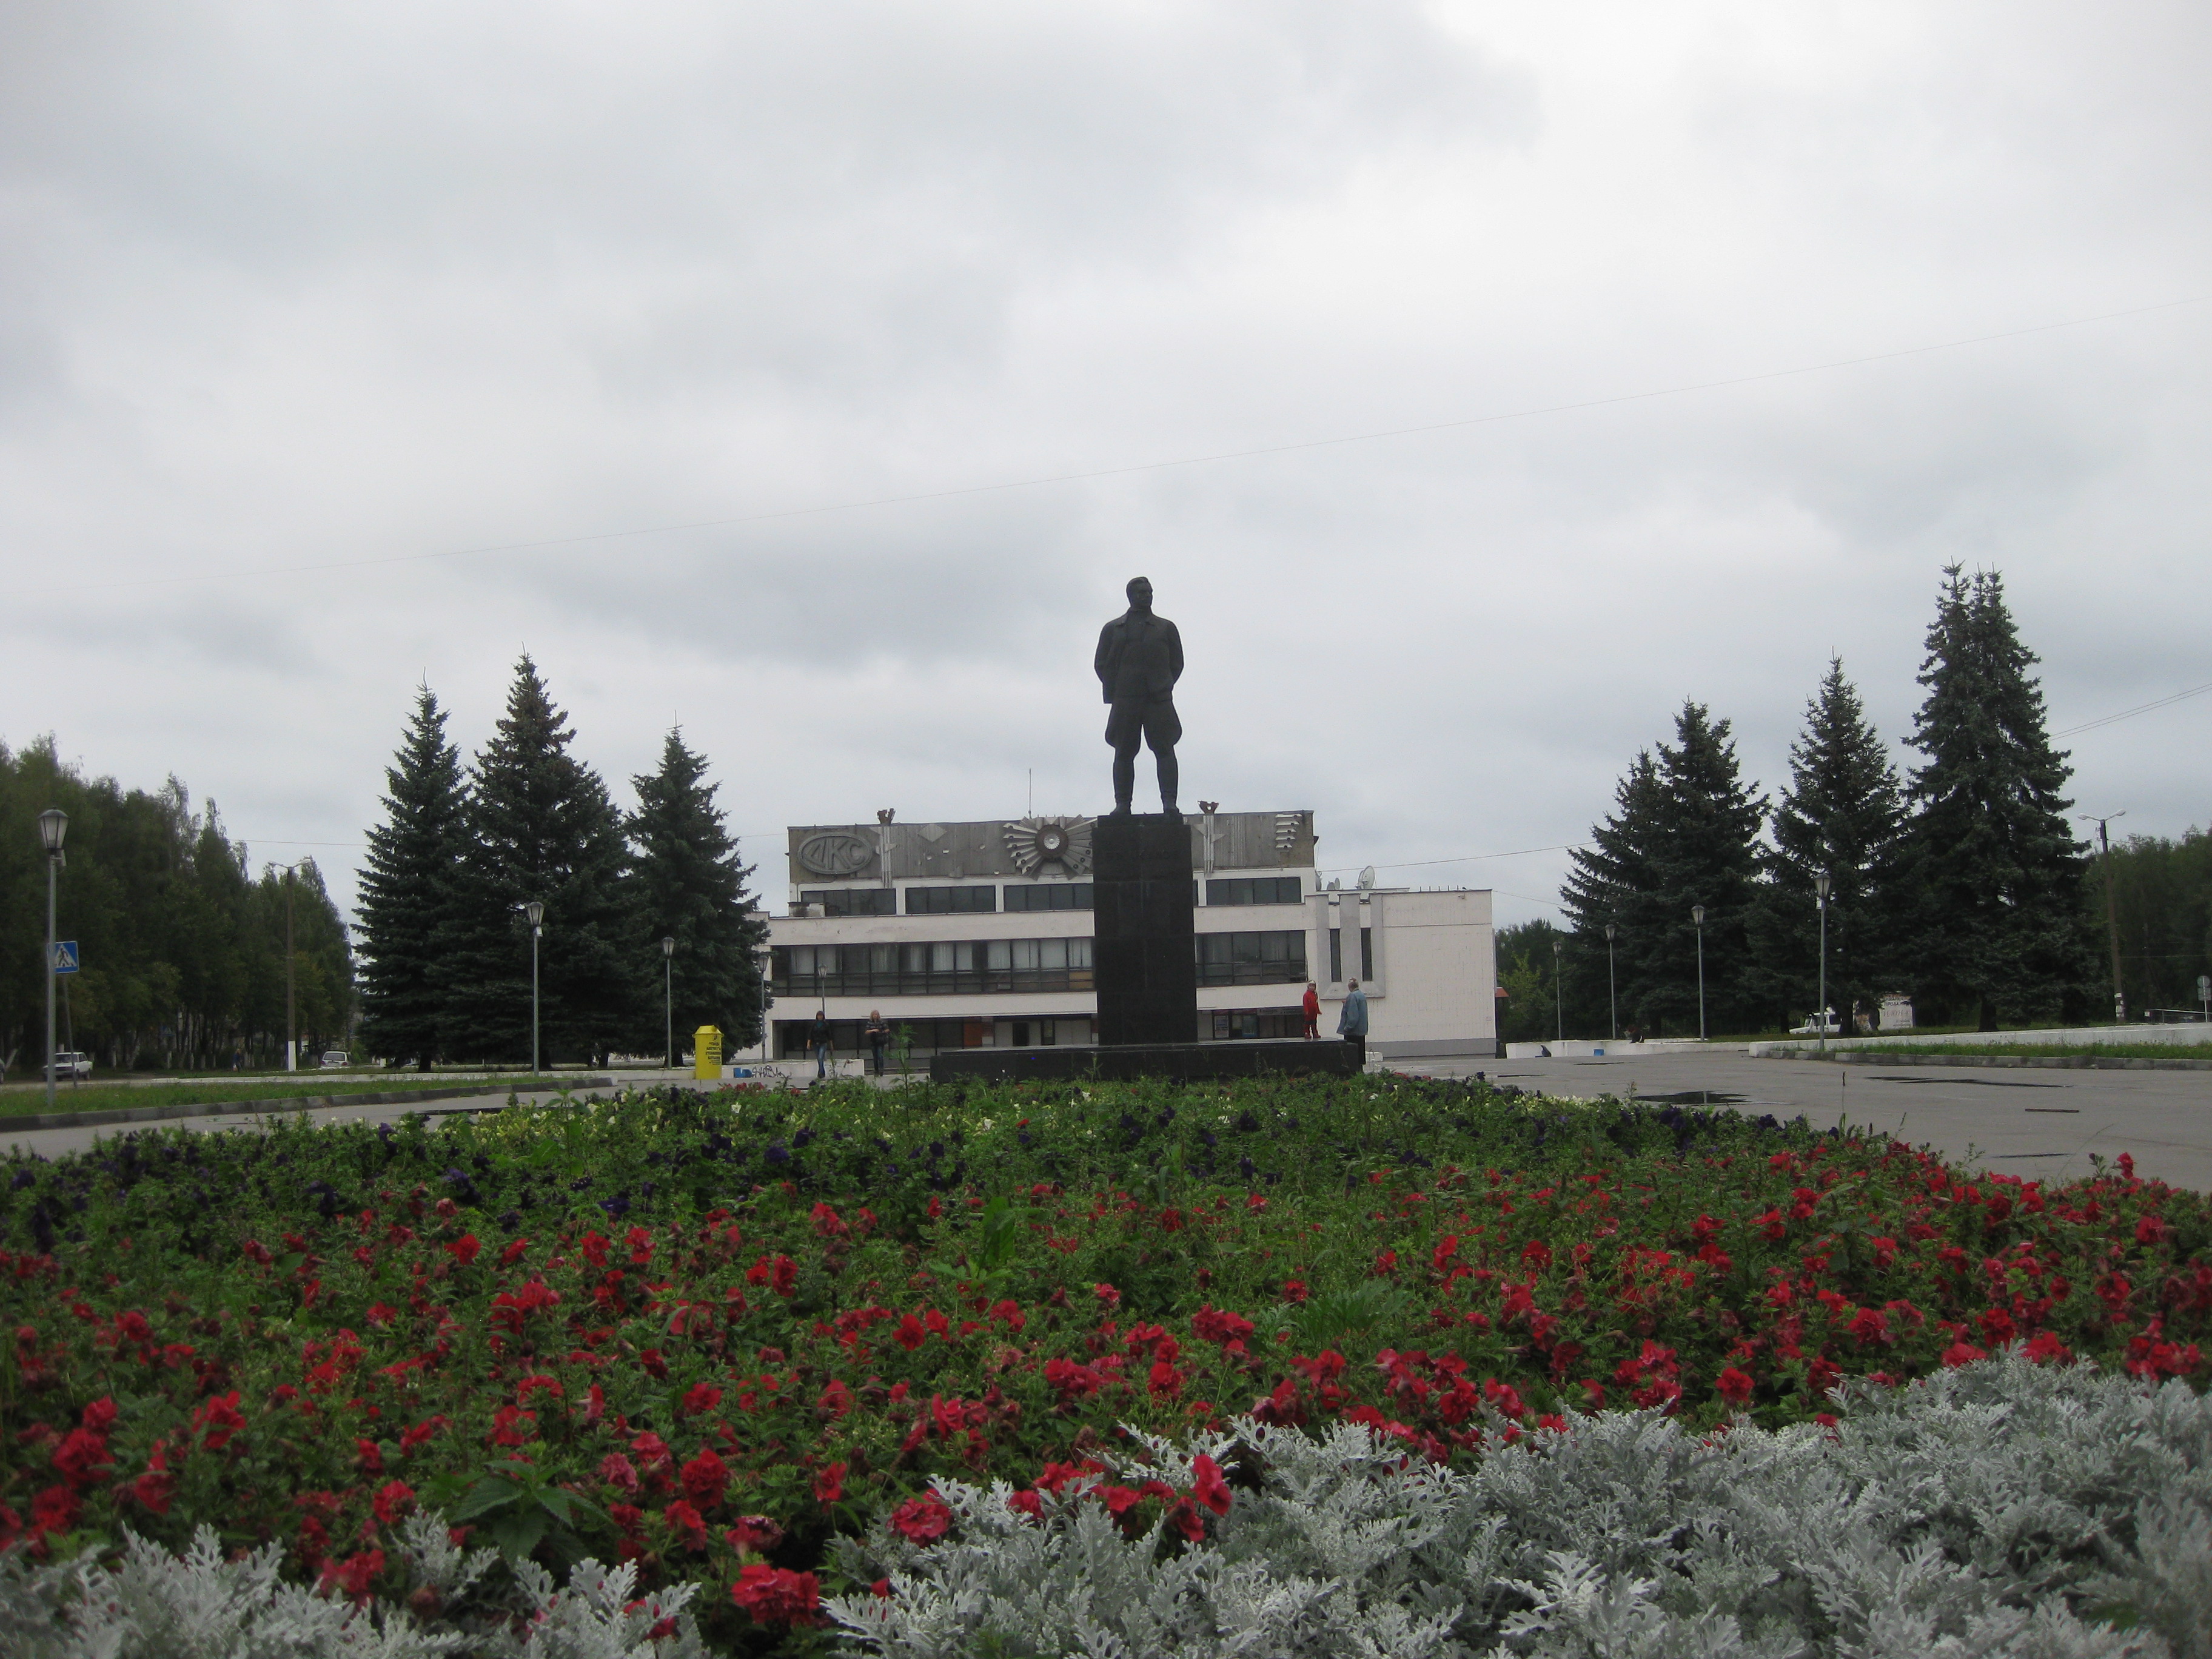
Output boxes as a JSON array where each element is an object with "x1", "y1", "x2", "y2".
[
  {"x1": 1001, "y1": 815, "x2": 1094, "y2": 876},
  {"x1": 796, "y1": 831, "x2": 876, "y2": 878}
]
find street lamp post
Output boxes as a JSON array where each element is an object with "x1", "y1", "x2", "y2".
[
  {"x1": 1691, "y1": 904, "x2": 1706, "y2": 1041},
  {"x1": 1814, "y1": 869, "x2": 1832, "y2": 1054},
  {"x1": 38, "y1": 809, "x2": 68, "y2": 1110},
  {"x1": 660, "y1": 936, "x2": 675, "y2": 1070},
  {"x1": 1550, "y1": 936, "x2": 1563, "y2": 1048},
  {"x1": 1603, "y1": 922, "x2": 1618, "y2": 1042},
  {"x1": 524, "y1": 901, "x2": 545, "y2": 1076},
  {"x1": 284, "y1": 865, "x2": 297, "y2": 1072}
]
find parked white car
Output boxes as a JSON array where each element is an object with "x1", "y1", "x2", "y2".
[
  {"x1": 1789, "y1": 1011, "x2": 1842, "y2": 1037},
  {"x1": 319, "y1": 1050, "x2": 349, "y2": 1067},
  {"x1": 50, "y1": 1051, "x2": 93, "y2": 1081}
]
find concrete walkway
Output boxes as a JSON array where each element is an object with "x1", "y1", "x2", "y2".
[{"x1": 1391, "y1": 1048, "x2": 2212, "y2": 1193}]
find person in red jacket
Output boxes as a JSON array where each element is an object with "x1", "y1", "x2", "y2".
[{"x1": 1301, "y1": 981, "x2": 1321, "y2": 1040}]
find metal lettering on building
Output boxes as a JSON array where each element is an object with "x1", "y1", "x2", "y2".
[{"x1": 796, "y1": 832, "x2": 875, "y2": 877}]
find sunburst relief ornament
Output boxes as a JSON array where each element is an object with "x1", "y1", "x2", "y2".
[{"x1": 1002, "y1": 815, "x2": 1093, "y2": 876}]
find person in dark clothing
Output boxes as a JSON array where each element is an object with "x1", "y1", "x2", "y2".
[
  {"x1": 1337, "y1": 979, "x2": 1369, "y2": 1067},
  {"x1": 865, "y1": 1010, "x2": 890, "y2": 1076},
  {"x1": 810, "y1": 1012, "x2": 833, "y2": 1079}
]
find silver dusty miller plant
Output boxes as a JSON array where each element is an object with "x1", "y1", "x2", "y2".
[
  {"x1": 825, "y1": 1350, "x2": 2212, "y2": 1659},
  {"x1": 0, "y1": 1511, "x2": 706, "y2": 1659}
]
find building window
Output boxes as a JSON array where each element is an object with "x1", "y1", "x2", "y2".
[
  {"x1": 1329, "y1": 927, "x2": 1342, "y2": 982},
  {"x1": 905, "y1": 885, "x2": 997, "y2": 915},
  {"x1": 1204, "y1": 876, "x2": 1302, "y2": 907},
  {"x1": 1004, "y1": 883, "x2": 1093, "y2": 912},
  {"x1": 1209, "y1": 1007, "x2": 1305, "y2": 1041},
  {"x1": 800, "y1": 888, "x2": 896, "y2": 917},
  {"x1": 1195, "y1": 930, "x2": 1307, "y2": 987},
  {"x1": 771, "y1": 937, "x2": 1094, "y2": 996},
  {"x1": 1360, "y1": 927, "x2": 1373, "y2": 981}
]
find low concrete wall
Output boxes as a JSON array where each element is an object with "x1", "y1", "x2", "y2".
[
  {"x1": 1506, "y1": 1039, "x2": 1754, "y2": 1059},
  {"x1": 1750, "y1": 1021, "x2": 2211, "y2": 1059}
]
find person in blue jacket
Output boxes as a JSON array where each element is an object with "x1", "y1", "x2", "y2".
[{"x1": 1338, "y1": 979, "x2": 1369, "y2": 1067}]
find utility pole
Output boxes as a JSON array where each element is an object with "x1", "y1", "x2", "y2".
[
  {"x1": 1603, "y1": 923, "x2": 1618, "y2": 1042},
  {"x1": 2079, "y1": 813, "x2": 2127, "y2": 1021},
  {"x1": 285, "y1": 866, "x2": 297, "y2": 1072},
  {"x1": 39, "y1": 809, "x2": 68, "y2": 1109}
]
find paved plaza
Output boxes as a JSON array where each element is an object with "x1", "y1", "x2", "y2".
[{"x1": 1393, "y1": 1048, "x2": 2212, "y2": 1193}]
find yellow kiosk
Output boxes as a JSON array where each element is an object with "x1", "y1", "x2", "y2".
[{"x1": 692, "y1": 1025, "x2": 722, "y2": 1081}]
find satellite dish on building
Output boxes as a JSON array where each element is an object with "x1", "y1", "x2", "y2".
[
  {"x1": 1356, "y1": 866, "x2": 1376, "y2": 890},
  {"x1": 1325, "y1": 877, "x2": 1342, "y2": 892}
]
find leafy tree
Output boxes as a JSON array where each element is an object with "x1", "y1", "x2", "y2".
[
  {"x1": 437, "y1": 659, "x2": 639, "y2": 1065},
  {"x1": 1493, "y1": 918, "x2": 1566, "y2": 1045},
  {"x1": 1561, "y1": 703, "x2": 1767, "y2": 1037},
  {"x1": 1747, "y1": 658, "x2": 1906, "y2": 1030},
  {"x1": 627, "y1": 728, "x2": 769, "y2": 1061},
  {"x1": 2097, "y1": 829, "x2": 2212, "y2": 1017},
  {"x1": 1895, "y1": 568, "x2": 2096, "y2": 1027},
  {"x1": 357, "y1": 687, "x2": 468, "y2": 1070}
]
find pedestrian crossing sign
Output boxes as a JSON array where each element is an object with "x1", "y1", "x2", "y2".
[{"x1": 52, "y1": 940, "x2": 79, "y2": 974}]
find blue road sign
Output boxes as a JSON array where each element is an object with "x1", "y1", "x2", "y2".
[{"x1": 52, "y1": 940, "x2": 79, "y2": 974}]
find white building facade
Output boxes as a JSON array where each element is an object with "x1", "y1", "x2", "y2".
[{"x1": 762, "y1": 811, "x2": 1495, "y2": 1063}]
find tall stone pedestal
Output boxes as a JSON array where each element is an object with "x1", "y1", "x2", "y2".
[{"x1": 1091, "y1": 812, "x2": 1197, "y2": 1047}]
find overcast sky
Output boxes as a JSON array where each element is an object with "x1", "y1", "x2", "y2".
[{"x1": 4, "y1": 2, "x2": 2207, "y2": 930}]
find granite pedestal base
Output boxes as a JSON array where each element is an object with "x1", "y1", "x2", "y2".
[
  {"x1": 1092, "y1": 812, "x2": 1198, "y2": 1047},
  {"x1": 929, "y1": 1039, "x2": 1359, "y2": 1085}
]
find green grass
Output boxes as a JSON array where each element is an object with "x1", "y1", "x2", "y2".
[{"x1": 0, "y1": 1074, "x2": 580, "y2": 1121}]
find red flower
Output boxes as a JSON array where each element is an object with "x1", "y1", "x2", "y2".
[
  {"x1": 726, "y1": 1514, "x2": 784, "y2": 1553},
  {"x1": 1008, "y1": 1488, "x2": 1044, "y2": 1520},
  {"x1": 889, "y1": 1493, "x2": 953, "y2": 1543},
  {"x1": 2022, "y1": 1331, "x2": 2074, "y2": 1365},
  {"x1": 1094, "y1": 1283, "x2": 1121, "y2": 1308},
  {"x1": 1805, "y1": 1358, "x2": 1842, "y2": 1398},
  {"x1": 597, "y1": 1453, "x2": 641, "y2": 1495},
  {"x1": 317, "y1": 1549, "x2": 385, "y2": 1605},
  {"x1": 1978, "y1": 1307, "x2": 2018, "y2": 1347},
  {"x1": 819, "y1": 1381, "x2": 854, "y2": 1419},
  {"x1": 894, "y1": 1313, "x2": 927, "y2": 1351},
  {"x1": 681, "y1": 1383, "x2": 723, "y2": 1416},
  {"x1": 500, "y1": 1236, "x2": 532, "y2": 1267},
  {"x1": 1191, "y1": 1455, "x2": 1232, "y2": 1517},
  {"x1": 445, "y1": 1235, "x2": 480, "y2": 1266},
  {"x1": 1520, "y1": 1240, "x2": 1553, "y2": 1273},
  {"x1": 354, "y1": 1438, "x2": 384, "y2": 1475},
  {"x1": 372, "y1": 1481, "x2": 416, "y2": 1524},
  {"x1": 811, "y1": 1202, "x2": 850, "y2": 1238},
  {"x1": 51, "y1": 1428, "x2": 114, "y2": 1489},
  {"x1": 1167, "y1": 1496, "x2": 1207, "y2": 1542},
  {"x1": 680, "y1": 1446, "x2": 729, "y2": 1509},
  {"x1": 80, "y1": 1398, "x2": 118, "y2": 1435},
  {"x1": 129, "y1": 1446, "x2": 176, "y2": 1515},
  {"x1": 398, "y1": 1416, "x2": 447, "y2": 1456},
  {"x1": 193, "y1": 1390, "x2": 246, "y2": 1451},
  {"x1": 662, "y1": 1500, "x2": 708, "y2": 1552},
  {"x1": 1282, "y1": 1278, "x2": 1309, "y2": 1304},
  {"x1": 1940, "y1": 1341, "x2": 1988, "y2": 1368},
  {"x1": 1848, "y1": 1309, "x2": 1891, "y2": 1347},
  {"x1": 731, "y1": 1564, "x2": 819, "y2": 1626},
  {"x1": 1716, "y1": 1367, "x2": 1754, "y2": 1407},
  {"x1": 813, "y1": 1461, "x2": 847, "y2": 1503}
]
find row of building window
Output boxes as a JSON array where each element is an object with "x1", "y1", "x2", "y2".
[
  {"x1": 797, "y1": 878, "x2": 1305, "y2": 917},
  {"x1": 769, "y1": 1009, "x2": 1299, "y2": 1054},
  {"x1": 1326, "y1": 925, "x2": 1374, "y2": 984},
  {"x1": 769, "y1": 930, "x2": 1307, "y2": 996}
]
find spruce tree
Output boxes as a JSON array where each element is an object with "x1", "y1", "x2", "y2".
[
  {"x1": 628, "y1": 728, "x2": 769, "y2": 1060},
  {"x1": 1746, "y1": 658, "x2": 1905, "y2": 1030},
  {"x1": 1897, "y1": 568, "x2": 2095, "y2": 1026},
  {"x1": 1560, "y1": 703, "x2": 1766, "y2": 1036},
  {"x1": 357, "y1": 688, "x2": 467, "y2": 1069},
  {"x1": 437, "y1": 658, "x2": 640, "y2": 1065}
]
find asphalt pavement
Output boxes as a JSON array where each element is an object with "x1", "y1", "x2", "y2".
[{"x1": 1390, "y1": 1048, "x2": 2212, "y2": 1193}]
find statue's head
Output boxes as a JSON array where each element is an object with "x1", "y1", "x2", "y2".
[{"x1": 1126, "y1": 576, "x2": 1153, "y2": 609}]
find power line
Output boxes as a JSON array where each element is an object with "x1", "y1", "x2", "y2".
[
  {"x1": 1317, "y1": 842, "x2": 1583, "y2": 876},
  {"x1": 2054, "y1": 677, "x2": 2212, "y2": 739},
  {"x1": 6, "y1": 292, "x2": 2204, "y2": 604}
]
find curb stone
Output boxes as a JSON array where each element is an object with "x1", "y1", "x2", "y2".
[
  {"x1": 1, "y1": 1078, "x2": 618, "y2": 1134},
  {"x1": 1781, "y1": 1051, "x2": 2212, "y2": 1073}
]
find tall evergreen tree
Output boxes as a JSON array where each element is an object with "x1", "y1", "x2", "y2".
[
  {"x1": 437, "y1": 658, "x2": 640, "y2": 1065},
  {"x1": 1897, "y1": 567, "x2": 2095, "y2": 1026},
  {"x1": 356, "y1": 687, "x2": 467, "y2": 1069},
  {"x1": 1561, "y1": 702, "x2": 1767, "y2": 1036},
  {"x1": 1746, "y1": 658, "x2": 1906, "y2": 1029},
  {"x1": 627, "y1": 728, "x2": 769, "y2": 1059}
]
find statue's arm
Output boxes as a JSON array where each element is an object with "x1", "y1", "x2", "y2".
[
  {"x1": 1167, "y1": 620, "x2": 1185, "y2": 687},
  {"x1": 1094, "y1": 622, "x2": 1118, "y2": 701}
]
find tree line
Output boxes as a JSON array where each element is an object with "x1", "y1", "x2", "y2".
[
  {"x1": 0, "y1": 740, "x2": 354, "y2": 1074},
  {"x1": 1498, "y1": 566, "x2": 2147, "y2": 1041},
  {"x1": 356, "y1": 657, "x2": 768, "y2": 1069}
]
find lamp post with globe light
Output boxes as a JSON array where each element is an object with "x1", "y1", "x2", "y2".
[
  {"x1": 1604, "y1": 922, "x2": 1618, "y2": 1042},
  {"x1": 1815, "y1": 869, "x2": 1832, "y2": 1054},
  {"x1": 524, "y1": 901, "x2": 545, "y2": 1076},
  {"x1": 660, "y1": 936, "x2": 675, "y2": 1070},
  {"x1": 1692, "y1": 905, "x2": 1706, "y2": 1041},
  {"x1": 38, "y1": 809, "x2": 68, "y2": 1109},
  {"x1": 1551, "y1": 936, "x2": 1563, "y2": 1048}
]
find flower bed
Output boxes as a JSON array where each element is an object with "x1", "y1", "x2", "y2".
[{"x1": 1, "y1": 1077, "x2": 2207, "y2": 1654}]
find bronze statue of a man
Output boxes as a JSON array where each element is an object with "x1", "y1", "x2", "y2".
[{"x1": 1094, "y1": 575, "x2": 1184, "y2": 816}]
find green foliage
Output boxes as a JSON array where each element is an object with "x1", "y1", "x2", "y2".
[
  {"x1": 1747, "y1": 657, "x2": 1906, "y2": 1028},
  {"x1": 435, "y1": 659, "x2": 640, "y2": 1066},
  {"x1": 357, "y1": 688, "x2": 468, "y2": 1072},
  {"x1": 1561, "y1": 702, "x2": 1767, "y2": 1037},
  {"x1": 0, "y1": 738, "x2": 353, "y2": 1075},
  {"x1": 1898, "y1": 567, "x2": 2098, "y2": 1027},
  {"x1": 625, "y1": 728, "x2": 769, "y2": 1059},
  {"x1": 2100, "y1": 828, "x2": 2212, "y2": 1018},
  {"x1": 1494, "y1": 919, "x2": 1564, "y2": 1045}
]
